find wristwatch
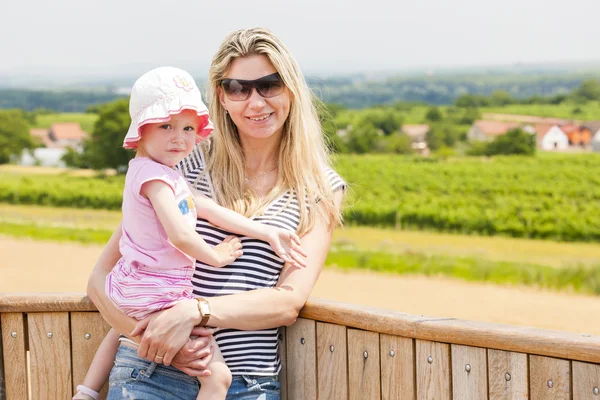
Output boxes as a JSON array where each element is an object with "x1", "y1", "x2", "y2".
[{"x1": 196, "y1": 297, "x2": 211, "y2": 326}]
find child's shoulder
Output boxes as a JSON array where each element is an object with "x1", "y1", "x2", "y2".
[{"x1": 128, "y1": 157, "x2": 177, "y2": 175}]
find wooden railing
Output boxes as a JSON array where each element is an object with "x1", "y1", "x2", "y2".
[{"x1": 1, "y1": 293, "x2": 600, "y2": 399}]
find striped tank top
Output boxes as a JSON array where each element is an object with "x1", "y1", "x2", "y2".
[{"x1": 178, "y1": 146, "x2": 345, "y2": 376}]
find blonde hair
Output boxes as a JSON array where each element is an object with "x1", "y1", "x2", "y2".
[{"x1": 206, "y1": 27, "x2": 342, "y2": 235}]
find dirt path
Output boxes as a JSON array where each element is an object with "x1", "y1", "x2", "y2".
[{"x1": 2, "y1": 237, "x2": 598, "y2": 335}]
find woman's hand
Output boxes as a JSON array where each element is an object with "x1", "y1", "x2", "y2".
[
  {"x1": 171, "y1": 326, "x2": 215, "y2": 377},
  {"x1": 265, "y1": 228, "x2": 308, "y2": 268},
  {"x1": 130, "y1": 299, "x2": 201, "y2": 366}
]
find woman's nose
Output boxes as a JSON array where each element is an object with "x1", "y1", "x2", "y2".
[{"x1": 248, "y1": 88, "x2": 266, "y2": 109}]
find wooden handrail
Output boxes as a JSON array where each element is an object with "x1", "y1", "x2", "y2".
[
  {"x1": 301, "y1": 297, "x2": 600, "y2": 364},
  {"x1": 1, "y1": 293, "x2": 599, "y2": 363}
]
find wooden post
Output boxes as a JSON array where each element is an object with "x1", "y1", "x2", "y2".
[
  {"x1": 416, "y1": 340, "x2": 451, "y2": 400},
  {"x1": 379, "y1": 334, "x2": 414, "y2": 400},
  {"x1": 70, "y1": 312, "x2": 111, "y2": 398},
  {"x1": 0, "y1": 313, "x2": 27, "y2": 400},
  {"x1": 316, "y1": 322, "x2": 348, "y2": 400},
  {"x1": 451, "y1": 344, "x2": 487, "y2": 400},
  {"x1": 28, "y1": 312, "x2": 72, "y2": 400},
  {"x1": 488, "y1": 349, "x2": 528, "y2": 400},
  {"x1": 286, "y1": 318, "x2": 317, "y2": 399},
  {"x1": 348, "y1": 329, "x2": 381, "y2": 400},
  {"x1": 278, "y1": 327, "x2": 288, "y2": 400},
  {"x1": 0, "y1": 314, "x2": 5, "y2": 400},
  {"x1": 529, "y1": 355, "x2": 570, "y2": 400}
]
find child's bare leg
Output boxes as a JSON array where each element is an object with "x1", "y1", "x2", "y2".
[
  {"x1": 73, "y1": 328, "x2": 120, "y2": 400},
  {"x1": 196, "y1": 337, "x2": 231, "y2": 400}
]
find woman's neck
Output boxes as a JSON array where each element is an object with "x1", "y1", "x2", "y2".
[{"x1": 240, "y1": 135, "x2": 281, "y2": 172}]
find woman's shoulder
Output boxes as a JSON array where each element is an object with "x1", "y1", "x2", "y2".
[
  {"x1": 178, "y1": 144, "x2": 207, "y2": 179},
  {"x1": 323, "y1": 165, "x2": 346, "y2": 193}
]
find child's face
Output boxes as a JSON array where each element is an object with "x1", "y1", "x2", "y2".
[{"x1": 137, "y1": 109, "x2": 198, "y2": 167}]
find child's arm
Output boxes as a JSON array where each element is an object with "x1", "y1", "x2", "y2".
[
  {"x1": 193, "y1": 192, "x2": 307, "y2": 268},
  {"x1": 143, "y1": 180, "x2": 242, "y2": 267},
  {"x1": 73, "y1": 328, "x2": 120, "y2": 399}
]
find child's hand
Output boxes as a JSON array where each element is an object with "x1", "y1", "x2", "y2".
[
  {"x1": 212, "y1": 235, "x2": 243, "y2": 267},
  {"x1": 265, "y1": 228, "x2": 308, "y2": 269}
]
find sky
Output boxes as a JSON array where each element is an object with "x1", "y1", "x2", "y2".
[{"x1": 1, "y1": 0, "x2": 599, "y2": 81}]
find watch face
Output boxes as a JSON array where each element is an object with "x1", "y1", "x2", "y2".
[{"x1": 200, "y1": 302, "x2": 210, "y2": 315}]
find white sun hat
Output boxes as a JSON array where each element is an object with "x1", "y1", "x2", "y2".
[{"x1": 123, "y1": 66, "x2": 214, "y2": 149}]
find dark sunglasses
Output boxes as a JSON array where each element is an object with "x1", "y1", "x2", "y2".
[{"x1": 220, "y1": 72, "x2": 285, "y2": 101}]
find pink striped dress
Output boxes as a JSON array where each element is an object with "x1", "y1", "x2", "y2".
[{"x1": 106, "y1": 157, "x2": 197, "y2": 320}]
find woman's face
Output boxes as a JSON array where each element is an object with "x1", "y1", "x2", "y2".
[{"x1": 218, "y1": 55, "x2": 291, "y2": 141}]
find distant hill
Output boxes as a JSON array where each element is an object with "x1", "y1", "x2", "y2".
[{"x1": 1, "y1": 62, "x2": 600, "y2": 111}]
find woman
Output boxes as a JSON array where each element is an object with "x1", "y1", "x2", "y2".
[{"x1": 87, "y1": 27, "x2": 345, "y2": 399}]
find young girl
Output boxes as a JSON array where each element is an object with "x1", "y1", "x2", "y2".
[{"x1": 73, "y1": 66, "x2": 306, "y2": 400}]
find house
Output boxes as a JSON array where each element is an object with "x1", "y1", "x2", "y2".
[
  {"x1": 583, "y1": 121, "x2": 600, "y2": 151},
  {"x1": 401, "y1": 124, "x2": 430, "y2": 154},
  {"x1": 467, "y1": 120, "x2": 534, "y2": 142},
  {"x1": 535, "y1": 124, "x2": 569, "y2": 151},
  {"x1": 48, "y1": 123, "x2": 87, "y2": 150},
  {"x1": 561, "y1": 124, "x2": 591, "y2": 147},
  {"x1": 22, "y1": 123, "x2": 87, "y2": 167},
  {"x1": 402, "y1": 124, "x2": 429, "y2": 143}
]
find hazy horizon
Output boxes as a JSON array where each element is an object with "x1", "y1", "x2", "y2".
[{"x1": 2, "y1": 0, "x2": 599, "y2": 85}]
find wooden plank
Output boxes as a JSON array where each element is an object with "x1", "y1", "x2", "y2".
[
  {"x1": 70, "y1": 312, "x2": 111, "y2": 398},
  {"x1": 451, "y1": 344, "x2": 487, "y2": 400},
  {"x1": 572, "y1": 361, "x2": 600, "y2": 400},
  {"x1": 301, "y1": 298, "x2": 600, "y2": 363},
  {"x1": 0, "y1": 314, "x2": 5, "y2": 400},
  {"x1": 416, "y1": 339, "x2": 450, "y2": 400},
  {"x1": 28, "y1": 312, "x2": 72, "y2": 399},
  {"x1": 380, "y1": 334, "x2": 414, "y2": 400},
  {"x1": 348, "y1": 329, "x2": 380, "y2": 400},
  {"x1": 286, "y1": 318, "x2": 316, "y2": 399},
  {"x1": 278, "y1": 327, "x2": 288, "y2": 400},
  {"x1": 488, "y1": 349, "x2": 528, "y2": 400},
  {"x1": 0, "y1": 293, "x2": 95, "y2": 312},
  {"x1": 529, "y1": 355, "x2": 570, "y2": 400},
  {"x1": 316, "y1": 322, "x2": 347, "y2": 400},
  {"x1": 1, "y1": 313, "x2": 27, "y2": 400}
]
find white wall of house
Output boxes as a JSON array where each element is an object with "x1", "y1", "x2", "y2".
[
  {"x1": 467, "y1": 126, "x2": 486, "y2": 141},
  {"x1": 18, "y1": 148, "x2": 67, "y2": 167},
  {"x1": 592, "y1": 129, "x2": 600, "y2": 152},
  {"x1": 540, "y1": 126, "x2": 569, "y2": 150}
]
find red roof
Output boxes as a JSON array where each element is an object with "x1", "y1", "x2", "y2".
[
  {"x1": 473, "y1": 120, "x2": 521, "y2": 137},
  {"x1": 49, "y1": 123, "x2": 87, "y2": 141}
]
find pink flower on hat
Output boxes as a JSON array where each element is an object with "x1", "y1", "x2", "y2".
[{"x1": 173, "y1": 75, "x2": 195, "y2": 92}]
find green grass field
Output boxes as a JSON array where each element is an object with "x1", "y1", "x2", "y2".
[{"x1": 34, "y1": 112, "x2": 98, "y2": 133}]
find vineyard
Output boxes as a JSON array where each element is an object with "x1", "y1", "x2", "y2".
[{"x1": 2, "y1": 153, "x2": 600, "y2": 242}]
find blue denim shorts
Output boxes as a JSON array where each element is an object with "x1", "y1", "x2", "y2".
[{"x1": 107, "y1": 343, "x2": 280, "y2": 399}]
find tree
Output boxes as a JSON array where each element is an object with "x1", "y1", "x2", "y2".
[
  {"x1": 490, "y1": 90, "x2": 515, "y2": 106},
  {"x1": 0, "y1": 109, "x2": 36, "y2": 164},
  {"x1": 485, "y1": 128, "x2": 536, "y2": 156},
  {"x1": 377, "y1": 134, "x2": 412, "y2": 154},
  {"x1": 574, "y1": 79, "x2": 600, "y2": 102},
  {"x1": 425, "y1": 106, "x2": 443, "y2": 122},
  {"x1": 346, "y1": 122, "x2": 379, "y2": 154},
  {"x1": 79, "y1": 98, "x2": 133, "y2": 170},
  {"x1": 357, "y1": 108, "x2": 402, "y2": 136},
  {"x1": 459, "y1": 108, "x2": 481, "y2": 125}
]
